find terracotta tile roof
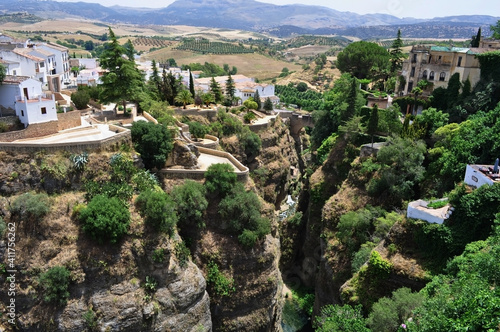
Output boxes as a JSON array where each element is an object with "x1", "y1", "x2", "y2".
[
  {"x1": 13, "y1": 48, "x2": 44, "y2": 62},
  {"x1": 3, "y1": 75, "x2": 31, "y2": 84}
]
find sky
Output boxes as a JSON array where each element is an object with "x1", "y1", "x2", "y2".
[{"x1": 58, "y1": 0, "x2": 500, "y2": 19}]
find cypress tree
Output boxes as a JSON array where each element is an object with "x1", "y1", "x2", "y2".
[
  {"x1": 367, "y1": 104, "x2": 379, "y2": 147},
  {"x1": 471, "y1": 27, "x2": 481, "y2": 47},
  {"x1": 390, "y1": 29, "x2": 405, "y2": 74},
  {"x1": 254, "y1": 89, "x2": 262, "y2": 110},
  {"x1": 225, "y1": 74, "x2": 236, "y2": 100},
  {"x1": 189, "y1": 71, "x2": 195, "y2": 98},
  {"x1": 345, "y1": 77, "x2": 358, "y2": 120},
  {"x1": 210, "y1": 77, "x2": 223, "y2": 103}
]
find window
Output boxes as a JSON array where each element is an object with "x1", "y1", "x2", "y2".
[
  {"x1": 457, "y1": 56, "x2": 462, "y2": 67},
  {"x1": 422, "y1": 70, "x2": 428, "y2": 79},
  {"x1": 429, "y1": 71, "x2": 435, "y2": 80},
  {"x1": 407, "y1": 81, "x2": 413, "y2": 93},
  {"x1": 41, "y1": 107, "x2": 47, "y2": 115},
  {"x1": 412, "y1": 54, "x2": 417, "y2": 63},
  {"x1": 410, "y1": 67, "x2": 415, "y2": 77},
  {"x1": 40, "y1": 62, "x2": 45, "y2": 68},
  {"x1": 21, "y1": 110, "x2": 24, "y2": 117},
  {"x1": 12, "y1": 70, "x2": 16, "y2": 75},
  {"x1": 439, "y1": 72, "x2": 446, "y2": 81}
]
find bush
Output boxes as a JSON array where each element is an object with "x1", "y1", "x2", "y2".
[
  {"x1": 367, "y1": 287, "x2": 424, "y2": 332},
  {"x1": 131, "y1": 121, "x2": 174, "y2": 170},
  {"x1": 351, "y1": 242, "x2": 377, "y2": 274},
  {"x1": 188, "y1": 121, "x2": 209, "y2": 140},
  {"x1": 204, "y1": 163, "x2": 237, "y2": 196},
  {"x1": 39, "y1": 266, "x2": 71, "y2": 305},
  {"x1": 71, "y1": 89, "x2": 90, "y2": 110},
  {"x1": 238, "y1": 127, "x2": 262, "y2": 159},
  {"x1": 0, "y1": 122, "x2": 9, "y2": 133},
  {"x1": 206, "y1": 260, "x2": 235, "y2": 297},
  {"x1": 243, "y1": 111, "x2": 256, "y2": 123},
  {"x1": 132, "y1": 169, "x2": 159, "y2": 192},
  {"x1": 84, "y1": 181, "x2": 133, "y2": 203},
  {"x1": 174, "y1": 241, "x2": 191, "y2": 268},
  {"x1": 135, "y1": 189, "x2": 178, "y2": 235},
  {"x1": 171, "y1": 180, "x2": 208, "y2": 228},
  {"x1": 79, "y1": 195, "x2": 130, "y2": 244},
  {"x1": 10, "y1": 192, "x2": 51, "y2": 221},
  {"x1": 314, "y1": 304, "x2": 369, "y2": 332},
  {"x1": 152, "y1": 248, "x2": 165, "y2": 263}
]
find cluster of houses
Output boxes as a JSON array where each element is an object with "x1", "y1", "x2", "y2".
[{"x1": 0, "y1": 32, "x2": 279, "y2": 131}]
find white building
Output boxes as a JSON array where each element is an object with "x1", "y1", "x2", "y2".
[
  {"x1": 37, "y1": 42, "x2": 71, "y2": 89},
  {"x1": 463, "y1": 164, "x2": 500, "y2": 188},
  {"x1": 194, "y1": 75, "x2": 278, "y2": 104},
  {"x1": 0, "y1": 49, "x2": 47, "y2": 83},
  {"x1": 0, "y1": 75, "x2": 57, "y2": 127}
]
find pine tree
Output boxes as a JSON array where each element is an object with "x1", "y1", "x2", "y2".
[
  {"x1": 225, "y1": 74, "x2": 236, "y2": 101},
  {"x1": 123, "y1": 39, "x2": 135, "y2": 61},
  {"x1": 254, "y1": 89, "x2": 262, "y2": 110},
  {"x1": 189, "y1": 71, "x2": 195, "y2": 98},
  {"x1": 99, "y1": 28, "x2": 144, "y2": 112},
  {"x1": 209, "y1": 77, "x2": 223, "y2": 103},
  {"x1": 263, "y1": 97, "x2": 273, "y2": 112},
  {"x1": 390, "y1": 29, "x2": 405, "y2": 74}
]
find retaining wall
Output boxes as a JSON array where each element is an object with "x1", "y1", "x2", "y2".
[
  {"x1": 57, "y1": 111, "x2": 82, "y2": 131},
  {"x1": 0, "y1": 130, "x2": 131, "y2": 154}
]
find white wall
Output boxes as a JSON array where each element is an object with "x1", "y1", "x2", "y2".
[
  {"x1": 464, "y1": 165, "x2": 495, "y2": 188},
  {"x1": 16, "y1": 95, "x2": 57, "y2": 126},
  {"x1": 406, "y1": 200, "x2": 446, "y2": 224},
  {"x1": 0, "y1": 83, "x2": 19, "y2": 110}
]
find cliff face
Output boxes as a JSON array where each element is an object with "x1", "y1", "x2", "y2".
[{"x1": 0, "y1": 184, "x2": 211, "y2": 332}]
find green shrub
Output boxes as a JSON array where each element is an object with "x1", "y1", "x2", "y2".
[
  {"x1": 367, "y1": 251, "x2": 392, "y2": 281},
  {"x1": 314, "y1": 304, "x2": 369, "y2": 332},
  {"x1": 143, "y1": 275, "x2": 157, "y2": 293},
  {"x1": 351, "y1": 242, "x2": 377, "y2": 274},
  {"x1": 427, "y1": 199, "x2": 448, "y2": 209},
  {"x1": 171, "y1": 180, "x2": 208, "y2": 228},
  {"x1": 79, "y1": 195, "x2": 130, "y2": 244},
  {"x1": 206, "y1": 261, "x2": 235, "y2": 297},
  {"x1": 84, "y1": 181, "x2": 133, "y2": 203},
  {"x1": 188, "y1": 121, "x2": 209, "y2": 140},
  {"x1": 135, "y1": 189, "x2": 178, "y2": 235},
  {"x1": 367, "y1": 287, "x2": 424, "y2": 332},
  {"x1": 152, "y1": 248, "x2": 165, "y2": 263},
  {"x1": 238, "y1": 127, "x2": 261, "y2": 158},
  {"x1": 70, "y1": 152, "x2": 88, "y2": 172},
  {"x1": 39, "y1": 266, "x2": 71, "y2": 305},
  {"x1": 71, "y1": 89, "x2": 90, "y2": 109},
  {"x1": 131, "y1": 121, "x2": 174, "y2": 170},
  {"x1": 174, "y1": 241, "x2": 191, "y2": 268},
  {"x1": 0, "y1": 122, "x2": 9, "y2": 133},
  {"x1": 243, "y1": 111, "x2": 256, "y2": 123},
  {"x1": 204, "y1": 163, "x2": 237, "y2": 196},
  {"x1": 83, "y1": 308, "x2": 97, "y2": 330},
  {"x1": 132, "y1": 169, "x2": 159, "y2": 192},
  {"x1": 10, "y1": 192, "x2": 51, "y2": 221}
]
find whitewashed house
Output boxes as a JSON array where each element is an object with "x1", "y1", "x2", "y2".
[
  {"x1": 0, "y1": 49, "x2": 47, "y2": 84},
  {"x1": 0, "y1": 75, "x2": 57, "y2": 127},
  {"x1": 463, "y1": 164, "x2": 500, "y2": 188},
  {"x1": 37, "y1": 42, "x2": 71, "y2": 87}
]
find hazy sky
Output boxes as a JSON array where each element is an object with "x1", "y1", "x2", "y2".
[{"x1": 58, "y1": 0, "x2": 500, "y2": 19}]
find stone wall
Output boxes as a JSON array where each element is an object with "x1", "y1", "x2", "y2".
[
  {"x1": 174, "y1": 108, "x2": 217, "y2": 121},
  {"x1": 0, "y1": 130, "x2": 131, "y2": 153},
  {"x1": 57, "y1": 111, "x2": 82, "y2": 131},
  {"x1": 0, "y1": 121, "x2": 59, "y2": 142},
  {"x1": 0, "y1": 116, "x2": 19, "y2": 127}
]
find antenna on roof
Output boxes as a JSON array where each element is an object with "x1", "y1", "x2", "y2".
[{"x1": 494, "y1": 158, "x2": 499, "y2": 173}]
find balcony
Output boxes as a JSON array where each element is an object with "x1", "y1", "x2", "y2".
[{"x1": 16, "y1": 93, "x2": 52, "y2": 103}]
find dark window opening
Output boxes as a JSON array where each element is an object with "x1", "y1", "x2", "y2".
[
  {"x1": 457, "y1": 56, "x2": 462, "y2": 67},
  {"x1": 439, "y1": 72, "x2": 446, "y2": 81},
  {"x1": 429, "y1": 71, "x2": 435, "y2": 80},
  {"x1": 41, "y1": 107, "x2": 47, "y2": 115}
]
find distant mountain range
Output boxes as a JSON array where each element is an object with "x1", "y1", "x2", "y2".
[{"x1": 0, "y1": 0, "x2": 498, "y2": 39}]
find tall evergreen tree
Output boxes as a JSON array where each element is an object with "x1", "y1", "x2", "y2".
[
  {"x1": 471, "y1": 27, "x2": 481, "y2": 47},
  {"x1": 446, "y1": 73, "x2": 461, "y2": 109},
  {"x1": 367, "y1": 104, "x2": 379, "y2": 147},
  {"x1": 390, "y1": 29, "x2": 405, "y2": 74},
  {"x1": 123, "y1": 39, "x2": 135, "y2": 61},
  {"x1": 189, "y1": 71, "x2": 195, "y2": 98},
  {"x1": 209, "y1": 77, "x2": 223, "y2": 103},
  {"x1": 263, "y1": 97, "x2": 273, "y2": 112},
  {"x1": 254, "y1": 89, "x2": 262, "y2": 110},
  {"x1": 225, "y1": 74, "x2": 236, "y2": 101},
  {"x1": 99, "y1": 28, "x2": 144, "y2": 112},
  {"x1": 344, "y1": 76, "x2": 358, "y2": 120}
]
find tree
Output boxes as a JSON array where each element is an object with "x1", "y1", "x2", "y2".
[
  {"x1": 296, "y1": 82, "x2": 308, "y2": 92},
  {"x1": 210, "y1": 77, "x2": 223, "y2": 103},
  {"x1": 148, "y1": 59, "x2": 161, "y2": 98},
  {"x1": 367, "y1": 287, "x2": 424, "y2": 332},
  {"x1": 189, "y1": 71, "x2": 195, "y2": 98},
  {"x1": 263, "y1": 97, "x2": 273, "y2": 112},
  {"x1": 225, "y1": 74, "x2": 236, "y2": 101},
  {"x1": 389, "y1": 29, "x2": 405, "y2": 74},
  {"x1": 83, "y1": 40, "x2": 94, "y2": 51},
  {"x1": 135, "y1": 189, "x2": 178, "y2": 235},
  {"x1": 471, "y1": 27, "x2": 481, "y2": 47},
  {"x1": 171, "y1": 180, "x2": 208, "y2": 228},
  {"x1": 243, "y1": 97, "x2": 258, "y2": 110},
  {"x1": 314, "y1": 304, "x2": 370, "y2": 332},
  {"x1": 367, "y1": 136, "x2": 426, "y2": 203},
  {"x1": 490, "y1": 19, "x2": 500, "y2": 39},
  {"x1": 39, "y1": 266, "x2": 71, "y2": 305},
  {"x1": 99, "y1": 28, "x2": 144, "y2": 112},
  {"x1": 0, "y1": 63, "x2": 5, "y2": 84},
  {"x1": 204, "y1": 163, "x2": 237, "y2": 196},
  {"x1": 71, "y1": 89, "x2": 90, "y2": 109},
  {"x1": 345, "y1": 76, "x2": 359, "y2": 120},
  {"x1": 367, "y1": 104, "x2": 379, "y2": 146},
  {"x1": 123, "y1": 39, "x2": 135, "y2": 61},
  {"x1": 175, "y1": 89, "x2": 194, "y2": 109},
  {"x1": 131, "y1": 121, "x2": 174, "y2": 170},
  {"x1": 254, "y1": 89, "x2": 262, "y2": 110},
  {"x1": 79, "y1": 194, "x2": 130, "y2": 244},
  {"x1": 336, "y1": 41, "x2": 391, "y2": 80}
]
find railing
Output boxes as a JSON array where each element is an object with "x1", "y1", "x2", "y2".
[{"x1": 15, "y1": 94, "x2": 50, "y2": 102}]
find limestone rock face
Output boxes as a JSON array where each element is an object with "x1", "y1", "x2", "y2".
[
  {"x1": 57, "y1": 261, "x2": 212, "y2": 332},
  {"x1": 172, "y1": 140, "x2": 199, "y2": 168}
]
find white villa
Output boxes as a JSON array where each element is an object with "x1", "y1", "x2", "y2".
[
  {"x1": 0, "y1": 75, "x2": 57, "y2": 127},
  {"x1": 463, "y1": 164, "x2": 500, "y2": 188}
]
